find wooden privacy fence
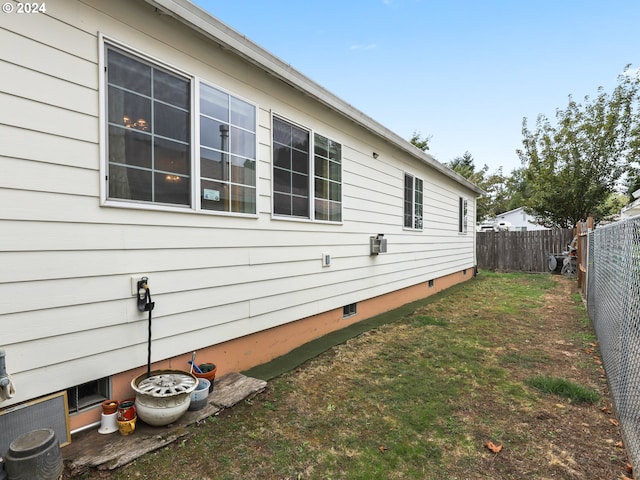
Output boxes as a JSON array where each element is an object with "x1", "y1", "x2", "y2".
[{"x1": 476, "y1": 229, "x2": 574, "y2": 272}]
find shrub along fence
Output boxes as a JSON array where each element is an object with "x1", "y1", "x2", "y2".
[{"x1": 476, "y1": 229, "x2": 574, "y2": 272}]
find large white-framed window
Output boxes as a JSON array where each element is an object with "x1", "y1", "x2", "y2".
[
  {"x1": 106, "y1": 46, "x2": 191, "y2": 206},
  {"x1": 272, "y1": 116, "x2": 342, "y2": 222},
  {"x1": 404, "y1": 173, "x2": 423, "y2": 229},
  {"x1": 103, "y1": 41, "x2": 257, "y2": 215},
  {"x1": 458, "y1": 197, "x2": 468, "y2": 233},
  {"x1": 199, "y1": 82, "x2": 257, "y2": 214}
]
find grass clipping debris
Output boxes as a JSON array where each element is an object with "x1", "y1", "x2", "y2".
[{"x1": 87, "y1": 272, "x2": 628, "y2": 480}]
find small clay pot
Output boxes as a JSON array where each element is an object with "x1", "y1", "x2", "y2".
[{"x1": 101, "y1": 400, "x2": 119, "y2": 415}]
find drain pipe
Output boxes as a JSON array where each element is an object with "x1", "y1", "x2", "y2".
[{"x1": 136, "y1": 278, "x2": 155, "y2": 378}]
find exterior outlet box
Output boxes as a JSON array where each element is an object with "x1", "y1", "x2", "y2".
[
  {"x1": 131, "y1": 275, "x2": 150, "y2": 296},
  {"x1": 322, "y1": 253, "x2": 331, "y2": 267},
  {"x1": 370, "y1": 236, "x2": 387, "y2": 255}
]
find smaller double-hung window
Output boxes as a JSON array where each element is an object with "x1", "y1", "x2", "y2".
[
  {"x1": 404, "y1": 173, "x2": 423, "y2": 230},
  {"x1": 272, "y1": 116, "x2": 342, "y2": 222},
  {"x1": 458, "y1": 197, "x2": 468, "y2": 233}
]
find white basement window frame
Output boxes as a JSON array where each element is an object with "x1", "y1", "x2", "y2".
[{"x1": 100, "y1": 38, "x2": 258, "y2": 216}]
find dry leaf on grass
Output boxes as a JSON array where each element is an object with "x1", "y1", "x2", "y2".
[
  {"x1": 609, "y1": 418, "x2": 620, "y2": 427},
  {"x1": 485, "y1": 441, "x2": 503, "y2": 453},
  {"x1": 378, "y1": 445, "x2": 389, "y2": 454}
]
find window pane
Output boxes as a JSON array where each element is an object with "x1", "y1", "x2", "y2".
[
  {"x1": 329, "y1": 160, "x2": 341, "y2": 182},
  {"x1": 329, "y1": 201, "x2": 341, "y2": 222},
  {"x1": 108, "y1": 87, "x2": 151, "y2": 130},
  {"x1": 315, "y1": 156, "x2": 328, "y2": 178},
  {"x1": 230, "y1": 97, "x2": 255, "y2": 130},
  {"x1": 201, "y1": 179, "x2": 228, "y2": 211},
  {"x1": 154, "y1": 69, "x2": 189, "y2": 108},
  {"x1": 230, "y1": 184, "x2": 256, "y2": 214},
  {"x1": 155, "y1": 171, "x2": 189, "y2": 205},
  {"x1": 274, "y1": 192, "x2": 291, "y2": 215},
  {"x1": 230, "y1": 127, "x2": 255, "y2": 158},
  {"x1": 273, "y1": 168, "x2": 291, "y2": 194},
  {"x1": 200, "y1": 117, "x2": 225, "y2": 150},
  {"x1": 292, "y1": 172, "x2": 308, "y2": 196},
  {"x1": 292, "y1": 126, "x2": 308, "y2": 151},
  {"x1": 315, "y1": 178, "x2": 328, "y2": 199},
  {"x1": 404, "y1": 174, "x2": 413, "y2": 228},
  {"x1": 292, "y1": 195, "x2": 309, "y2": 217},
  {"x1": 109, "y1": 164, "x2": 151, "y2": 201},
  {"x1": 155, "y1": 102, "x2": 189, "y2": 142},
  {"x1": 201, "y1": 84, "x2": 229, "y2": 121},
  {"x1": 314, "y1": 134, "x2": 328, "y2": 157},
  {"x1": 292, "y1": 149, "x2": 308, "y2": 174},
  {"x1": 108, "y1": 126, "x2": 151, "y2": 169},
  {"x1": 273, "y1": 118, "x2": 291, "y2": 146},
  {"x1": 328, "y1": 141, "x2": 341, "y2": 162},
  {"x1": 273, "y1": 148, "x2": 291, "y2": 175},
  {"x1": 201, "y1": 147, "x2": 225, "y2": 181},
  {"x1": 155, "y1": 138, "x2": 190, "y2": 175},
  {"x1": 108, "y1": 49, "x2": 151, "y2": 95},
  {"x1": 329, "y1": 181, "x2": 341, "y2": 201},
  {"x1": 230, "y1": 156, "x2": 256, "y2": 187},
  {"x1": 315, "y1": 198, "x2": 328, "y2": 221}
]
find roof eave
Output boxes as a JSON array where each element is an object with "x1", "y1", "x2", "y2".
[{"x1": 144, "y1": 0, "x2": 485, "y2": 196}]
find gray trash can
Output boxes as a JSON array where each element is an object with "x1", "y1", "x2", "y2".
[{"x1": 5, "y1": 428, "x2": 63, "y2": 480}]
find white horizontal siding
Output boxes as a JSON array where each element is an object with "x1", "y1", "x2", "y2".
[{"x1": 0, "y1": 0, "x2": 479, "y2": 407}]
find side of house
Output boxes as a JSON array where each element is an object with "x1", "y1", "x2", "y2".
[
  {"x1": 492, "y1": 207, "x2": 548, "y2": 231},
  {"x1": 0, "y1": 0, "x2": 481, "y2": 432}
]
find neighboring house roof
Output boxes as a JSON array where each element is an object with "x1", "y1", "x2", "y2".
[
  {"x1": 621, "y1": 198, "x2": 640, "y2": 218},
  {"x1": 145, "y1": 0, "x2": 484, "y2": 196},
  {"x1": 490, "y1": 207, "x2": 548, "y2": 230}
]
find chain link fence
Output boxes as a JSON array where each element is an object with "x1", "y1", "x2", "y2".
[{"x1": 587, "y1": 216, "x2": 640, "y2": 468}]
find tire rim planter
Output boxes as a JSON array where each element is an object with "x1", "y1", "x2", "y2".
[{"x1": 131, "y1": 370, "x2": 198, "y2": 426}]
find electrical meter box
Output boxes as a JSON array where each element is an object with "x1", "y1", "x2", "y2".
[{"x1": 370, "y1": 235, "x2": 387, "y2": 255}]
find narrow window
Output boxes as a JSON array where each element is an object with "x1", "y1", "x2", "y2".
[
  {"x1": 404, "y1": 173, "x2": 423, "y2": 229},
  {"x1": 200, "y1": 83, "x2": 256, "y2": 214},
  {"x1": 106, "y1": 47, "x2": 191, "y2": 205},
  {"x1": 273, "y1": 117, "x2": 310, "y2": 218},
  {"x1": 459, "y1": 197, "x2": 468, "y2": 233},
  {"x1": 314, "y1": 133, "x2": 342, "y2": 222}
]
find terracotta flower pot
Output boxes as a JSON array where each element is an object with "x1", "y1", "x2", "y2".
[{"x1": 101, "y1": 399, "x2": 119, "y2": 415}]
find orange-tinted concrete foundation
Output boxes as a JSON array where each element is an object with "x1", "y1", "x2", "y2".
[{"x1": 69, "y1": 268, "x2": 473, "y2": 432}]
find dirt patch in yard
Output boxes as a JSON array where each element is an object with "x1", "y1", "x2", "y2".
[{"x1": 74, "y1": 273, "x2": 631, "y2": 480}]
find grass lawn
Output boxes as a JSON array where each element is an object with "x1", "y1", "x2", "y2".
[{"x1": 81, "y1": 272, "x2": 628, "y2": 479}]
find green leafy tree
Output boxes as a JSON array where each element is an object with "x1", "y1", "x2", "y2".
[
  {"x1": 517, "y1": 66, "x2": 640, "y2": 227},
  {"x1": 409, "y1": 131, "x2": 431, "y2": 152},
  {"x1": 446, "y1": 152, "x2": 510, "y2": 222}
]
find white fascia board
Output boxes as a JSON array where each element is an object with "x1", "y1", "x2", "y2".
[{"x1": 144, "y1": 0, "x2": 484, "y2": 196}]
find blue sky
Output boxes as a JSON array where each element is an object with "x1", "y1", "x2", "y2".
[{"x1": 192, "y1": 0, "x2": 639, "y2": 175}]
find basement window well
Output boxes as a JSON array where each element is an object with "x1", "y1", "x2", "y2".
[{"x1": 66, "y1": 377, "x2": 110, "y2": 414}]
